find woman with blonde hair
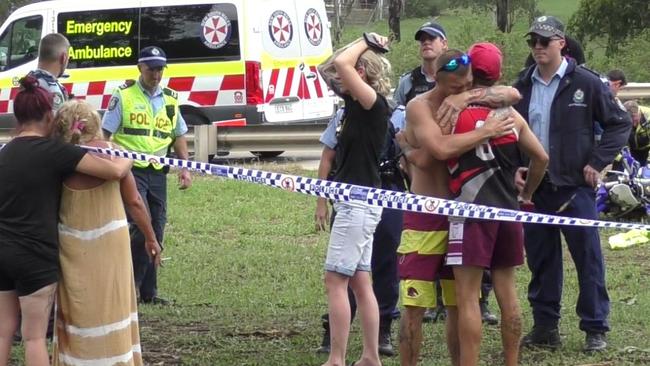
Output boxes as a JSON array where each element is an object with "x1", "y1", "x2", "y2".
[
  {"x1": 51, "y1": 99, "x2": 161, "y2": 366},
  {"x1": 317, "y1": 33, "x2": 391, "y2": 366}
]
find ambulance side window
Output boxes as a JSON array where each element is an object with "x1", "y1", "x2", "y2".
[
  {"x1": 140, "y1": 4, "x2": 240, "y2": 63},
  {"x1": 0, "y1": 15, "x2": 42, "y2": 71},
  {"x1": 57, "y1": 9, "x2": 139, "y2": 69}
]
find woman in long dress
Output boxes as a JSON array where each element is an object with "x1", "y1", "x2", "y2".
[{"x1": 52, "y1": 99, "x2": 162, "y2": 366}]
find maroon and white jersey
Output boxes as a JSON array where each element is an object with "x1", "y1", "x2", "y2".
[{"x1": 447, "y1": 106, "x2": 520, "y2": 209}]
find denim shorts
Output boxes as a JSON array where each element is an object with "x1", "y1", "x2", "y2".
[{"x1": 325, "y1": 201, "x2": 383, "y2": 277}]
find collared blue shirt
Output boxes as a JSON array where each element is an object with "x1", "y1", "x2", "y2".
[
  {"x1": 319, "y1": 105, "x2": 405, "y2": 149},
  {"x1": 529, "y1": 58, "x2": 568, "y2": 153},
  {"x1": 102, "y1": 79, "x2": 188, "y2": 137}
]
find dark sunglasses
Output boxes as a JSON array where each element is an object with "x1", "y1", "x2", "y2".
[
  {"x1": 437, "y1": 54, "x2": 471, "y2": 73},
  {"x1": 526, "y1": 36, "x2": 560, "y2": 48}
]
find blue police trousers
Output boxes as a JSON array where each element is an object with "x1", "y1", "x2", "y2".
[{"x1": 525, "y1": 183, "x2": 610, "y2": 333}]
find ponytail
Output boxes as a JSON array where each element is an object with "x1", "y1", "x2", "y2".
[{"x1": 13, "y1": 75, "x2": 54, "y2": 124}]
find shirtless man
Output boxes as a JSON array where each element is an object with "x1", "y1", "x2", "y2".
[{"x1": 397, "y1": 49, "x2": 522, "y2": 366}]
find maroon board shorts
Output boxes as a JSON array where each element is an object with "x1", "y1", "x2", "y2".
[{"x1": 445, "y1": 219, "x2": 524, "y2": 268}]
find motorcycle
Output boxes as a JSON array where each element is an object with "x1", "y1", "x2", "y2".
[{"x1": 596, "y1": 147, "x2": 650, "y2": 221}]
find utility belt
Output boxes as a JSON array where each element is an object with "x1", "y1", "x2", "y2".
[
  {"x1": 133, "y1": 163, "x2": 170, "y2": 174},
  {"x1": 379, "y1": 158, "x2": 408, "y2": 191}
]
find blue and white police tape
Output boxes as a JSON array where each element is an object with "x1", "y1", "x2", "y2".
[{"x1": 77, "y1": 145, "x2": 650, "y2": 231}]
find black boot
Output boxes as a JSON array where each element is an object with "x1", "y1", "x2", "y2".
[
  {"x1": 316, "y1": 318, "x2": 330, "y2": 354},
  {"x1": 480, "y1": 301, "x2": 498, "y2": 325},
  {"x1": 378, "y1": 318, "x2": 395, "y2": 357}
]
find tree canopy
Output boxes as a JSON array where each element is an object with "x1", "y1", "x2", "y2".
[{"x1": 569, "y1": 0, "x2": 650, "y2": 56}]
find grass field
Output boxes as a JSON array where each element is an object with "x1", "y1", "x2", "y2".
[{"x1": 10, "y1": 169, "x2": 650, "y2": 365}]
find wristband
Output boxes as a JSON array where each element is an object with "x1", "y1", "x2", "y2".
[{"x1": 363, "y1": 32, "x2": 389, "y2": 53}]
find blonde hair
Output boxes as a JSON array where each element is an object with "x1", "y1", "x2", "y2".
[
  {"x1": 317, "y1": 39, "x2": 392, "y2": 97},
  {"x1": 356, "y1": 49, "x2": 392, "y2": 96},
  {"x1": 55, "y1": 99, "x2": 103, "y2": 144}
]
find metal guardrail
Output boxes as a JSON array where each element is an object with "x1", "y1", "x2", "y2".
[
  {"x1": 0, "y1": 123, "x2": 326, "y2": 162},
  {"x1": 618, "y1": 83, "x2": 650, "y2": 101}
]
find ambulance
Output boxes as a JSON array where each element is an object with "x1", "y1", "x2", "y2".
[{"x1": 0, "y1": 0, "x2": 335, "y2": 141}]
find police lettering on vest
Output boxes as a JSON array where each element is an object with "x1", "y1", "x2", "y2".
[{"x1": 111, "y1": 80, "x2": 179, "y2": 170}]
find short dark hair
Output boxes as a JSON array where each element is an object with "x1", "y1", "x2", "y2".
[
  {"x1": 607, "y1": 69, "x2": 627, "y2": 85},
  {"x1": 38, "y1": 33, "x2": 69, "y2": 62},
  {"x1": 435, "y1": 49, "x2": 470, "y2": 77}
]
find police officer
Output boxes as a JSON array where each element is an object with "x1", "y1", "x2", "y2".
[
  {"x1": 514, "y1": 16, "x2": 631, "y2": 352},
  {"x1": 28, "y1": 33, "x2": 70, "y2": 110},
  {"x1": 102, "y1": 46, "x2": 192, "y2": 305},
  {"x1": 315, "y1": 104, "x2": 405, "y2": 357},
  {"x1": 623, "y1": 100, "x2": 650, "y2": 163},
  {"x1": 393, "y1": 21, "x2": 447, "y2": 107}
]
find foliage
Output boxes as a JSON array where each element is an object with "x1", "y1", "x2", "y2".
[
  {"x1": 404, "y1": 0, "x2": 448, "y2": 18},
  {"x1": 569, "y1": 0, "x2": 650, "y2": 56}
]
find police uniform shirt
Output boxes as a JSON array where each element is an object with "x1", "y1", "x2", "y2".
[
  {"x1": 393, "y1": 66, "x2": 435, "y2": 107},
  {"x1": 102, "y1": 79, "x2": 188, "y2": 137},
  {"x1": 28, "y1": 68, "x2": 67, "y2": 110}
]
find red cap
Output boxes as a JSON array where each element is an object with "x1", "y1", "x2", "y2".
[{"x1": 468, "y1": 42, "x2": 502, "y2": 81}]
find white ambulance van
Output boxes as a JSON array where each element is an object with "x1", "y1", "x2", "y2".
[{"x1": 0, "y1": 0, "x2": 335, "y2": 133}]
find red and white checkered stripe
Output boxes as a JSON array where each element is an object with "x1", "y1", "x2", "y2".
[
  {"x1": 262, "y1": 66, "x2": 328, "y2": 103},
  {"x1": 0, "y1": 74, "x2": 245, "y2": 113}
]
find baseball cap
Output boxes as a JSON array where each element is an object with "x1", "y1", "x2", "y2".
[
  {"x1": 138, "y1": 46, "x2": 167, "y2": 68},
  {"x1": 468, "y1": 42, "x2": 502, "y2": 81},
  {"x1": 526, "y1": 15, "x2": 565, "y2": 38},
  {"x1": 415, "y1": 21, "x2": 447, "y2": 41}
]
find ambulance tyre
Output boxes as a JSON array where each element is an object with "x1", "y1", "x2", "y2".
[
  {"x1": 251, "y1": 151, "x2": 284, "y2": 159},
  {"x1": 182, "y1": 111, "x2": 210, "y2": 126}
]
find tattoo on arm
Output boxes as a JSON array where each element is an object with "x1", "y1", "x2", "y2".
[{"x1": 469, "y1": 86, "x2": 513, "y2": 108}]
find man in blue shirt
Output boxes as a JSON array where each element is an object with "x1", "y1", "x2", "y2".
[{"x1": 513, "y1": 16, "x2": 631, "y2": 352}]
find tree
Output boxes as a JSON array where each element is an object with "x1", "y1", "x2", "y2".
[
  {"x1": 448, "y1": 0, "x2": 538, "y2": 33},
  {"x1": 1, "y1": 0, "x2": 37, "y2": 24},
  {"x1": 388, "y1": 0, "x2": 402, "y2": 42},
  {"x1": 569, "y1": 0, "x2": 650, "y2": 56}
]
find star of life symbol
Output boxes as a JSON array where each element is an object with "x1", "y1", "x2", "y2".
[
  {"x1": 269, "y1": 10, "x2": 293, "y2": 48},
  {"x1": 304, "y1": 8, "x2": 322, "y2": 46},
  {"x1": 201, "y1": 11, "x2": 231, "y2": 49}
]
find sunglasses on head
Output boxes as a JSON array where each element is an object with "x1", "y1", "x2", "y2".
[
  {"x1": 437, "y1": 54, "x2": 471, "y2": 73},
  {"x1": 526, "y1": 36, "x2": 560, "y2": 48}
]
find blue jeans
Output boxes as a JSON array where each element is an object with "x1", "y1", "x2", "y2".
[
  {"x1": 129, "y1": 168, "x2": 167, "y2": 300},
  {"x1": 525, "y1": 183, "x2": 610, "y2": 333}
]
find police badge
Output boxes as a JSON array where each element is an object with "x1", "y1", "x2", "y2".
[{"x1": 573, "y1": 89, "x2": 584, "y2": 104}]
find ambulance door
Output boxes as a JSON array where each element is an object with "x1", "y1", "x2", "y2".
[
  {"x1": 292, "y1": 0, "x2": 334, "y2": 121},
  {"x1": 259, "y1": 2, "x2": 304, "y2": 123},
  {"x1": 0, "y1": 8, "x2": 48, "y2": 121}
]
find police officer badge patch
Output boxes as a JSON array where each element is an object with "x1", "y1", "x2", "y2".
[
  {"x1": 108, "y1": 96, "x2": 119, "y2": 111},
  {"x1": 573, "y1": 89, "x2": 585, "y2": 104},
  {"x1": 53, "y1": 92, "x2": 64, "y2": 109}
]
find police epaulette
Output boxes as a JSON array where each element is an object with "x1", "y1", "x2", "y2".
[
  {"x1": 119, "y1": 80, "x2": 135, "y2": 89},
  {"x1": 578, "y1": 65, "x2": 604, "y2": 79},
  {"x1": 163, "y1": 87, "x2": 178, "y2": 99}
]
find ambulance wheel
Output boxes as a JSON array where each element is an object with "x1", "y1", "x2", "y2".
[{"x1": 251, "y1": 151, "x2": 284, "y2": 158}]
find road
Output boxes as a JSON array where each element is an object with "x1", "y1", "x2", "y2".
[{"x1": 210, "y1": 148, "x2": 322, "y2": 170}]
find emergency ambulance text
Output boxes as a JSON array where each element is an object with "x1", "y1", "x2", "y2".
[{"x1": 66, "y1": 20, "x2": 133, "y2": 36}]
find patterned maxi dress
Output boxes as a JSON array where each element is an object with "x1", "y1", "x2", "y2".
[{"x1": 52, "y1": 179, "x2": 143, "y2": 366}]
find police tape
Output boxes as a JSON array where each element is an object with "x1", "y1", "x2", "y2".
[{"x1": 75, "y1": 145, "x2": 650, "y2": 231}]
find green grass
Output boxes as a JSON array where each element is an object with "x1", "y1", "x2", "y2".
[{"x1": 10, "y1": 168, "x2": 650, "y2": 365}]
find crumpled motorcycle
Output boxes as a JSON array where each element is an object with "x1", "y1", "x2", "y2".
[{"x1": 596, "y1": 147, "x2": 650, "y2": 221}]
